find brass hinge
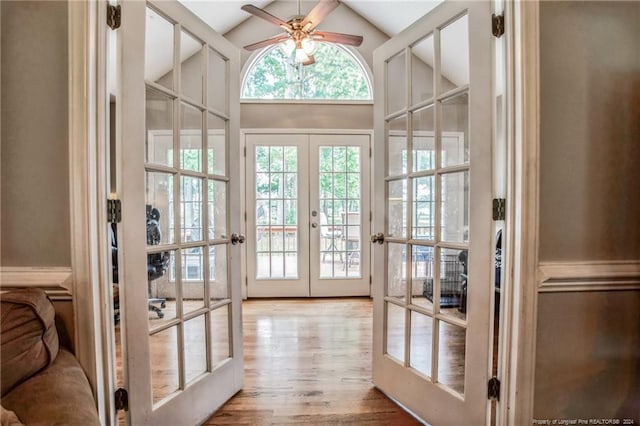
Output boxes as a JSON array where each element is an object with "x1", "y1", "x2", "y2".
[
  {"x1": 488, "y1": 377, "x2": 500, "y2": 401},
  {"x1": 107, "y1": 199, "x2": 122, "y2": 223},
  {"x1": 492, "y1": 198, "x2": 506, "y2": 221},
  {"x1": 492, "y1": 13, "x2": 504, "y2": 38},
  {"x1": 107, "y1": 4, "x2": 121, "y2": 30},
  {"x1": 114, "y1": 387, "x2": 129, "y2": 411}
]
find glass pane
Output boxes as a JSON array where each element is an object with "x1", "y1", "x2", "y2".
[
  {"x1": 438, "y1": 320, "x2": 466, "y2": 395},
  {"x1": 411, "y1": 245, "x2": 435, "y2": 310},
  {"x1": 440, "y1": 14, "x2": 469, "y2": 91},
  {"x1": 385, "y1": 302, "x2": 405, "y2": 363},
  {"x1": 439, "y1": 248, "x2": 467, "y2": 321},
  {"x1": 208, "y1": 180, "x2": 227, "y2": 240},
  {"x1": 150, "y1": 326, "x2": 179, "y2": 404},
  {"x1": 180, "y1": 103, "x2": 203, "y2": 172},
  {"x1": 269, "y1": 146, "x2": 283, "y2": 172},
  {"x1": 182, "y1": 246, "x2": 205, "y2": 315},
  {"x1": 441, "y1": 171, "x2": 469, "y2": 243},
  {"x1": 184, "y1": 315, "x2": 207, "y2": 384},
  {"x1": 412, "y1": 176, "x2": 435, "y2": 240},
  {"x1": 146, "y1": 172, "x2": 175, "y2": 245},
  {"x1": 386, "y1": 51, "x2": 406, "y2": 114},
  {"x1": 210, "y1": 305, "x2": 231, "y2": 367},
  {"x1": 284, "y1": 146, "x2": 297, "y2": 172},
  {"x1": 180, "y1": 30, "x2": 203, "y2": 103},
  {"x1": 148, "y1": 250, "x2": 176, "y2": 326},
  {"x1": 387, "y1": 179, "x2": 407, "y2": 239},
  {"x1": 441, "y1": 92, "x2": 469, "y2": 167},
  {"x1": 256, "y1": 146, "x2": 269, "y2": 172},
  {"x1": 412, "y1": 106, "x2": 435, "y2": 172},
  {"x1": 145, "y1": 7, "x2": 174, "y2": 90},
  {"x1": 411, "y1": 34, "x2": 435, "y2": 104},
  {"x1": 207, "y1": 113, "x2": 226, "y2": 176},
  {"x1": 145, "y1": 88, "x2": 174, "y2": 167},
  {"x1": 387, "y1": 115, "x2": 407, "y2": 176},
  {"x1": 387, "y1": 243, "x2": 407, "y2": 300},
  {"x1": 410, "y1": 310, "x2": 433, "y2": 377},
  {"x1": 347, "y1": 147, "x2": 360, "y2": 172},
  {"x1": 209, "y1": 244, "x2": 228, "y2": 302},
  {"x1": 208, "y1": 48, "x2": 227, "y2": 113},
  {"x1": 181, "y1": 176, "x2": 203, "y2": 243}
]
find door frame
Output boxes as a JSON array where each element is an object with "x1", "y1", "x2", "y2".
[
  {"x1": 241, "y1": 129, "x2": 374, "y2": 299},
  {"x1": 69, "y1": 1, "x2": 542, "y2": 424}
]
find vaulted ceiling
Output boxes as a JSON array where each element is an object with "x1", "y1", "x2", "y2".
[{"x1": 179, "y1": 0, "x2": 442, "y2": 40}]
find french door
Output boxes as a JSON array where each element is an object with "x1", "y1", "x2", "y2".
[
  {"x1": 372, "y1": 2, "x2": 493, "y2": 425},
  {"x1": 117, "y1": 2, "x2": 243, "y2": 425},
  {"x1": 246, "y1": 132, "x2": 371, "y2": 297}
]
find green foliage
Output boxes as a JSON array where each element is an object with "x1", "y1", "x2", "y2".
[{"x1": 242, "y1": 43, "x2": 371, "y2": 100}]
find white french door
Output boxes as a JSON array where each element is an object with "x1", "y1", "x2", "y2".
[
  {"x1": 246, "y1": 132, "x2": 371, "y2": 298},
  {"x1": 117, "y1": 2, "x2": 243, "y2": 425},
  {"x1": 372, "y1": 2, "x2": 493, "y2": 425}
]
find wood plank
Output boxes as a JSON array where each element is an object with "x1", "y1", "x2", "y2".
[{"x1": 204, "y1": 298, "x2": 421, "y2": 424}]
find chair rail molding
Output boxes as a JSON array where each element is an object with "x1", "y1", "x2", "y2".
[
  {"x1": 0, "y1": 267, "x2": 73, "y2": 300},
  {"x1": 538, "y1": 260, "x2": 640, "y2": 292}
]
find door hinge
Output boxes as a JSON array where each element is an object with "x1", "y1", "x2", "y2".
[
  {"x1": 369, "y1": 275, "x2": 372, "y2": 285},
  {"x1": 107, "y1": 199, "x2": 122, "y2": 223},
  {"x1": 369, "y1": 147, "x2": 372, "y2": 158},
  {"x1": 114, "y1": 387, "x2": 129, "y2": 411},
  {"x1": 492, "y1": 13, "x2": 504, "y2": 38},
  {"x1": 492, "y1": 198, "x2": 506, "y2": 221},
  {"x1": 244, "y1": 146, "x2": 247, "y2": 157},
  {"x1": 107, "y1": 4, "x2": 121, "y2": 30},
  {"x1": 488, "y1": 377, "x2": 500, "y2": 401}
]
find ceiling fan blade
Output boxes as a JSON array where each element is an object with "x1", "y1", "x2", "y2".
[
  {"x1": 241, "y1": 4, "x2": 292, "y2": 32},
  {"x1": 313, "y1": 31, "x2": 363, "y2": 46},
  {"x1": 302, "y1": 55, "x2": 316, "y2": 66},
  {"x1": 243, "y1": 34, "x2": 291, "y2": 51},
  {"x1": 301, "y1": 0, "x2": 339, "y2": 32}
]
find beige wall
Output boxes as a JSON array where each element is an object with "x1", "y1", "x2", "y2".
[
  {"x1": 534, "y1": 1, "x2": 640, "y2": 421},
  {"x1": 1, "y1": 1, "x2": 70, "y2": 267},
  {"x1": 538, "y1": 1, "x2": 640, "y2": 262}
]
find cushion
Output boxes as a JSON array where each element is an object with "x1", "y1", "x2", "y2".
[
  {"x1": 0, "y1": 288, "x2": 59, "y2": 396},
  {"x1": 1, "y1": 350, "x2": 100, "y2": 426},
  {"x1": 0, "y1": 406, "x2": 24, "y2": 426}
]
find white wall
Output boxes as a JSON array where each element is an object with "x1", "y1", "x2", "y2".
[
  {"x1": 534, "y1": 1, "x2": 640, "y2": 420},
  {"x1": 1, "y1": 1, "x2": 71, "y2": 267}
]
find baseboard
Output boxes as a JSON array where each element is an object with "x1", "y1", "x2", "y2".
[
  {"x1": 538, "y1": 260, "x2": 640, "y2": 292},
  {"x1": 0, "y1": 267, "x2": 73, "y2": 300}
]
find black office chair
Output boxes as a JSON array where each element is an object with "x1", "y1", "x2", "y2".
[{"x1": 147, "y1": 206, "x2": 170, "y2": 319}]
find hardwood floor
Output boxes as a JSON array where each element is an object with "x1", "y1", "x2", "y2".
[{"x1": 204, "y1": 298, "x2": 421, "y2": 425}]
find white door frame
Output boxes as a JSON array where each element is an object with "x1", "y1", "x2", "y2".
[
  {"x1": 68, "y1": 1, "x2": 542, "y2": 424},
  {"x1": 241, "y1": 129, "x2": 374, "y2": 299}
]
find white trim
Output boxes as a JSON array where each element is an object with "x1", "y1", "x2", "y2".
[
  {"x1": 0, "y1": 267, "x2": 73, "y2": 300},
  {"x1": 68, "y1": 1, "x2": 109, "y2": 424},
  {"x1": 538, "y1": 261, "x2": 640, "y2": 292},
  {"x1": 505, "y1": 1, "x2": 540, "y2": 424}
]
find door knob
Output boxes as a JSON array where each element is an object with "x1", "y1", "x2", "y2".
[
  {"x1": 311, "y1": 222, "x2": 318, "y2": 228},
  {"x1": 231, "y1": 233, "x2": 246, "y2": 245},
  {"x1": 370, "y1": 232, "x2": 385, "y2": 244}
]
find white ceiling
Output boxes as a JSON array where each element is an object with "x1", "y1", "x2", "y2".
[{"x1": 180, "y1": 0, "x2": 442, "y2": 39}]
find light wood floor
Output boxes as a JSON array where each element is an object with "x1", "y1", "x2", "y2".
[{"x1": 203, "y1": 298, "x2": 421, "y2": 425}]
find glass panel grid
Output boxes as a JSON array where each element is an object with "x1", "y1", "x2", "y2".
[
  {"x1": 382, "y1": 11, "x2": 472, "y2": 404},
  {"x1": 255, "y1": 146, "x2": 299, "y2": 279},
  {"x1": 319, "y1": 146, "x2": 362, "y2": 279},
  {"x1": 144, "y1": 6, "x2": 233, "y2": 405}
]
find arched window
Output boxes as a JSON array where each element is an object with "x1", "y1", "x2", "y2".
[{"x1": 241, "y1": 42, "x2": 372, "y2": 101}]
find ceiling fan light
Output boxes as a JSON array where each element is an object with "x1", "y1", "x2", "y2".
[
  {"x1": 279, "y1": 39, "x2": 296, "y2": 56},
  {"x1": 301, "y1": 37, "x2": 317, "y2": 55},
  {"x1": 294, "y1": 48, "x2": 310, "y2": 63}
]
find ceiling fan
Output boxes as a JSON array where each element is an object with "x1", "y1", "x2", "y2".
[{"x1": 241, "y1": 0, "x2": 363, "y2": 66}]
